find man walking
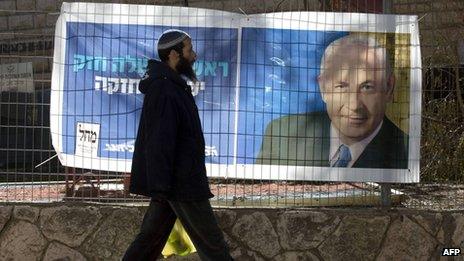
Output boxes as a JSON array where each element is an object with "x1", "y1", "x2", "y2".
[{"x1": 123, "y1": 29, "x2": 233, "y2": 261}]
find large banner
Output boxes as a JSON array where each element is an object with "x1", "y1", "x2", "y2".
[{"x1": 51, "y1": 2, "x2": 421, "y2": 182}]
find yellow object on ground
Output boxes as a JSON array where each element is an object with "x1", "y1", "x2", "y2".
[{"x1": 161, "y1": 219, "x2": 197, "y2": 258}]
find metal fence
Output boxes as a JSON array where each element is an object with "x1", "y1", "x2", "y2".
[{"x1": 0, "y1": 0, "x2": 462, "y2": 209}]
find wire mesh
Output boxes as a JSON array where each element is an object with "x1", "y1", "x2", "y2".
[{"x1": 0, "y1": 0, "x2": 462, "y2": 210}]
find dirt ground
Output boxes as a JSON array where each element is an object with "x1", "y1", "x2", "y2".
[
  {"x1": 396, "y1": 183, "x2": 464, "y2": 210},
  {"x1": 1, "y1": 179, "x2": 463, "y2": 210}
]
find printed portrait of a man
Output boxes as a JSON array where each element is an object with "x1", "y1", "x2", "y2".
[{"x1": 256, "y1": 33, "x2": 409, "y2": 169}]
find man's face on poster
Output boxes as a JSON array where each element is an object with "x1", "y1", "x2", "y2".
[{"x1": 319, "y1": 45, "x2": 394, "y2": 144}]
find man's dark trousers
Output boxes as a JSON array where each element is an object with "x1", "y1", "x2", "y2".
[{"x1": 123, "y1": 198, "x2": 232, "y2": 260}]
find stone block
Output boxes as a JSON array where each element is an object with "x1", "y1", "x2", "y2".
[
  {"x1": 17, "y1": 0, "x2": 36, "y2": 10},
  {"x1": 33, "y1": 58, "x2": 52, "y2": 74},
  {"x1": 223, "y1": 232, "x2": 238, "y2": 250},
  {"x1": 232, "y1": 212, "x2": 281, "y2": 258},
  {"x1": 0, "y1": 220, "x2": 47, "y2": 260},
  {"x1": 377, "y1": 216, "x2": 438, "y2": 260},
  {"x1": 34, "y1": 13, "x2": 59, "y2": 28},
  {"x1": 307, "y1": 0, "x2": 322, "y2": 11},
  {"x1": 34, "y1": 14, "x2": 47, "y2": 28},
  {"x1": 392, "y1": 5, "x2": 410, "y2": 14},
  {"x1": 0, "y1": 17, "x2": 8, "y2": 31},
  {"x1": 46, "y1": 13, "x2": 59, "y2": 27},
  {"x1": 8, "y1": 14, "x2": 34, "y2": 30},
  {"x1": 412, "y1": 213, "x2": 442, "y2": 236},
  {"x1": 0, "y1": 206, "x2": 13, "y2": 232},
  {"x1": 421, "y1": 12, "x2": 435, "y2": 26},
  {"x1": 214, "y1": 209, "x2": 237, "y2": 230},
  {"x1": 230, "y1": 247, "x2": 265, "y2": 261},
  {"x1": 273, "y1": 251, "x2": 320, "y2": 261},
  {"x1": 39, "y1": 205, "x2": 102, "y2": 247},
  {"x1": 413, "y1": 3, "x2": 431, "y2": 12},
  {"x1": 451, "y1": 213, "x2": 464, "y2": 247},
  {"x1": 432, "y1": 1, "x2": 446, "y2": 10},
  {"x1": 163, "y1": 252, "x2": 201, "y2": 260},
  {"x1": 82, "y1": 208, "x2": 142, "y2": 260},
  {"x1": 13, "y1": 205, "x2": 40, "y2": 223},
  {"x1": 36, "y1": 0, "x2": 57, "y2": 11},
  {"x1": 277, "y1": 211, "x2": 340, "y2": 250},
  {"x1": 43, "y1": 242, "x2": 87, "y2": 261},
  {"x1": 319, "y1": 215, "x2": 390, "y2": 261},
  {"x1": 55, "y1": 0, "x2": 65, "y2": 9},
  {"x1": 0, "y1": 1, "x2": 15, "y2": 10},
  {"x1": 437, "y1": 227, "x2": 445, "y2": 244}
]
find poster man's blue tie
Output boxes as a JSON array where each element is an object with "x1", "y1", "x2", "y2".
[{"x1": 333, "y1": 144, "x2": 351, "y2": 167}]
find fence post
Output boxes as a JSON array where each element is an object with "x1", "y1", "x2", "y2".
[
  {"x1": 380, "y1": 0, "x2": 393, "y2": 207},
  {"x1": 381, "y1": 183, "x2": 392, "y2": 207}
]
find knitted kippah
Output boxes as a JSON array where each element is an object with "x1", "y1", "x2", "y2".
[{"x1": 157, "y1": 29, "x2": 190, "y2": 50}]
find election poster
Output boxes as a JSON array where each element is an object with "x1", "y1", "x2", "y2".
[{"x1": 51, "y1": 3, "x2": 421, "y2": 182}]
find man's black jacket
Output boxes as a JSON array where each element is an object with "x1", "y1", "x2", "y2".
[{"x1": 129, "y1": 60, "x2": 213, "y2": 201}]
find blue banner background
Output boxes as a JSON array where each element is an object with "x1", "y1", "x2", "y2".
[
  {"x1": 62, "y1": 22, "x2": 348, "y2": 165},
  {"x1": 237, "y1": 28, "x2": 347, "y2": 163}
]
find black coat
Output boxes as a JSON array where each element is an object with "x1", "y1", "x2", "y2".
[{"x1": 129, "y1": 60, "x2": 214, "y2": 201}]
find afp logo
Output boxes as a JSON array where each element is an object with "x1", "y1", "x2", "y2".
[{"x1": 442, "y1": 248, "x2": 461, "y2": 256}]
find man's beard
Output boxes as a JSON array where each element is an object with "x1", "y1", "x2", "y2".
[{"x1": 176, "y1": 55, "x2": 197, "y2": 82}]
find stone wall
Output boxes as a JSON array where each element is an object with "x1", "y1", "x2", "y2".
[
  {"x1": 0, "y1": 203, "x2": 462, "y2": 260},
  {"x1": 1, "y1": 0, "x2": 458, "y2": 84},
  {"x1": 393, "y1": 0, "x2": 464, "y2": 66}
]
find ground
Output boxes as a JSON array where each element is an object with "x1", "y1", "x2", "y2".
[{"x1": 1, "y1": 178, "x2": 463, "y2": 210}]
